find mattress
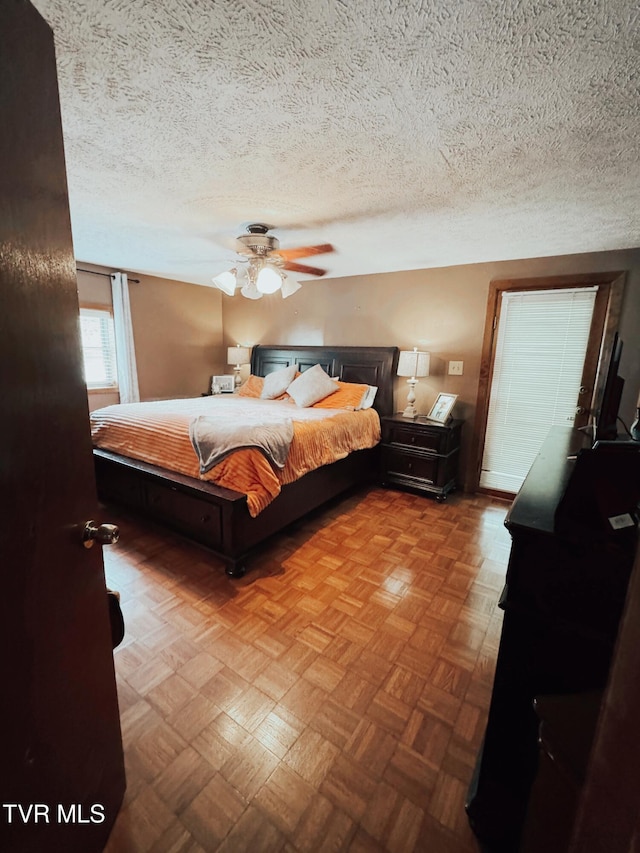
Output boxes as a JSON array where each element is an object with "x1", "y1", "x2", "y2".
[{"x1": 90, "y1": 395, "x2": 381, "y2": 516}]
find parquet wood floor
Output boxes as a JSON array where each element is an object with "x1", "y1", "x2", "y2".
[{"x1": 102, "y1": 486, "x2": 511, "y2": 852}]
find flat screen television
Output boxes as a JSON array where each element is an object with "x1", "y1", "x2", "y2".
[
  {"x1": 555, "y1": 438, "x2": 640, "y2": 538},
  {"x1": 594, "y1": 333, "x2": 624, "y2": 441}
]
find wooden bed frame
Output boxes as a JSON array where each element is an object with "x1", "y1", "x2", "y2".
[{"x1": 93, "y1": 345, "x2": 399, "y2": 577}]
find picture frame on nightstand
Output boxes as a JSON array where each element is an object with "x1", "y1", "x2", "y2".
[
  {"x1": 425, "y1": 392, "x2": 458, "y2": 424},
  {"x1": 211, "y1": 375, "x2": 235, "y2": 394}
]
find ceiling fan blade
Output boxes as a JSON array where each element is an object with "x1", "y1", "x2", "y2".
[
  {"x1": 283, "y1": 261, "x2": 328, "y2": 277},
  {"x1": 278, "y1": 243, "x2": 334, "y2": 262}
]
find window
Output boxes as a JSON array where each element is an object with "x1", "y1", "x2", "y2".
[{"x1": 79, "y1": 305, "x2": 118, "y2": 390}]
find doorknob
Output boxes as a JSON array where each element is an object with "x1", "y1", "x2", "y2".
[{"x1": 83, "y1": 520, "x2": 120, "y2": 549}]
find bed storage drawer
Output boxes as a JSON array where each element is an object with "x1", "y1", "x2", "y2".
[
  {"x1": 95, "y1": 458, "x2": 144, "y2": 506},
  {"x1": 145, "y1": 483, "x2": 222, "y2": 545}
]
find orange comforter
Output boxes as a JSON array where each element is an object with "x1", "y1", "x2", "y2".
[{"x1": 90, "y1": 396, "x2": 381, "y2": 517}]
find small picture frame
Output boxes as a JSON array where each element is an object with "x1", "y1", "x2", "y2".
[
  {"x1": 425, "y1": 392, "x2": 458, "y2": 424},
  {"x1": 211, "y1": 375, "x2": 235, "y2": 394}
]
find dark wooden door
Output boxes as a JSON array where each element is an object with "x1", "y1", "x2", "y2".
[{"x1": 0, "y1": 2, "x2": 125, "y2": 851}]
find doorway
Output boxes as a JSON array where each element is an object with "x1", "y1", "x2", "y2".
[{"x1": 472, "y1": 272, "x2": 625, "y2": 497}]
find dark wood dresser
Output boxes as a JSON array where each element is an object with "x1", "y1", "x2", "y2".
[
  {"x1": 465, "y1": 427, "x2": 640, "y2": 851},
  {"x1": 380, "y1": 415, "x2": 463, "y2": 500}
]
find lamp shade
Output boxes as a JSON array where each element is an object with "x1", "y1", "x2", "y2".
[
  {"x1": 397, "y1": 349, "x2": 430, "y2": 378},
  {"x1": 240, "y1": 282, "x2": 263, "y2": 300},
  {"x1": 256, "y1": 265, "x2": 282, "y2": 294},
  {"x1": 280, "y1": 272, "x2": 302, "y2": 299},
  {"x1": 227, "y1": 345, "x2": 251, "y2": 366},
  {"x1": 212, "y1": 269, "x2": 237, "y2": 296}
]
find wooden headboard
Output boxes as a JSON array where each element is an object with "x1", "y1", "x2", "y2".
[{"x1": 251, "y1": 345, "x2": 399, "y2": 417}]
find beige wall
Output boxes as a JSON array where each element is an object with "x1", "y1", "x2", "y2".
[
  {"x1": 76, "y1": 263, "x2": 224, "y2": 410},
  {"x1": 127, "y1": 272, "x2": 224, "y2": 400},
  {"x1": 222, "y1": 247, "x2": 640, "y2": 490}
]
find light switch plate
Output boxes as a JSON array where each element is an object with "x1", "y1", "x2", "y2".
[{"x1": 448, "y1": 360, "x2": 464, "y2": 375}]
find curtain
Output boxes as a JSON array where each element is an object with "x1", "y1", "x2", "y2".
[{"x1": 110, "y1": 271, "x2": 140, "y2": 403}]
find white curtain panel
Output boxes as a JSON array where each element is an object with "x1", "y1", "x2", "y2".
[{"x1": 110, "y1": 271, "x2": 140, "y2": 403}]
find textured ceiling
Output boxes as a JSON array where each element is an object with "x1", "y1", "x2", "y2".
[{"x1": 32, "y1": 0, "x2": 640, "y2": 287}]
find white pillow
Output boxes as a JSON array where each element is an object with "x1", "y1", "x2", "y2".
[
  {"x1": 260, "y1": 363, "x2": 297, "y2": 399},
  {"x1": 287, "y1": 364, "x2": 339, "y2": 407}
]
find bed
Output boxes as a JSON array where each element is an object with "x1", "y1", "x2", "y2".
[{"x1": 92, "y1": 345, "x2": 399, "y2": 576}]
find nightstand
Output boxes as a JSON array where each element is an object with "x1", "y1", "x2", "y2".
[{"x1": 380, "y1": 415, "x2": 463, "y2": 501}]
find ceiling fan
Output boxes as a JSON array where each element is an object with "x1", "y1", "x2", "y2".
[{"x1": 212, "y1": 223, "x2": 335, "y2": 299}]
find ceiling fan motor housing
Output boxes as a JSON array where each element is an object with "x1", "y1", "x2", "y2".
[
  {"x1": 236, "y1": 223, "x2": 280, "y2": 256},
  {"x1": 227, "y1": 223, "x2": 332, "y2": 278}
]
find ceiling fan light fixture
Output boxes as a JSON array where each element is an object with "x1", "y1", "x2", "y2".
[
  {"x1": 256, "y1": 264, "x2": 282, "y2": 294},
  {"x1": 213, "y1": 224, "x2": 333, "y2": 299},
  {"x1": 212, "y1": 268, "x2": 237, "y2": 295}
]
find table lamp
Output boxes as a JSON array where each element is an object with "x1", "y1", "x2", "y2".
[
  {"x1": 397, "y1": 348, "x2": 430, "y2": 418},
  {"x1": 227, "y1": 345, "x2": 251, "y2": 387}
]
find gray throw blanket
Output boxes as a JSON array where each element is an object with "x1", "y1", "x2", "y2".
[{"x1": 189, "y1": 415, "x2": 294, "y2": 474}]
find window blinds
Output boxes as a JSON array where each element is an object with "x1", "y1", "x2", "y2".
[
  {"x1": 480, "y1": 286, "x2": 597, "y2": 493},
  {"x1": 79, "y1": 307, "x2": 118, "y2": 389}
]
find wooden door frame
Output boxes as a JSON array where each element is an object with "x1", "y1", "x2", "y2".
[{"x1": 470, "y1": 271, "x2": 626, "y2": 496}]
